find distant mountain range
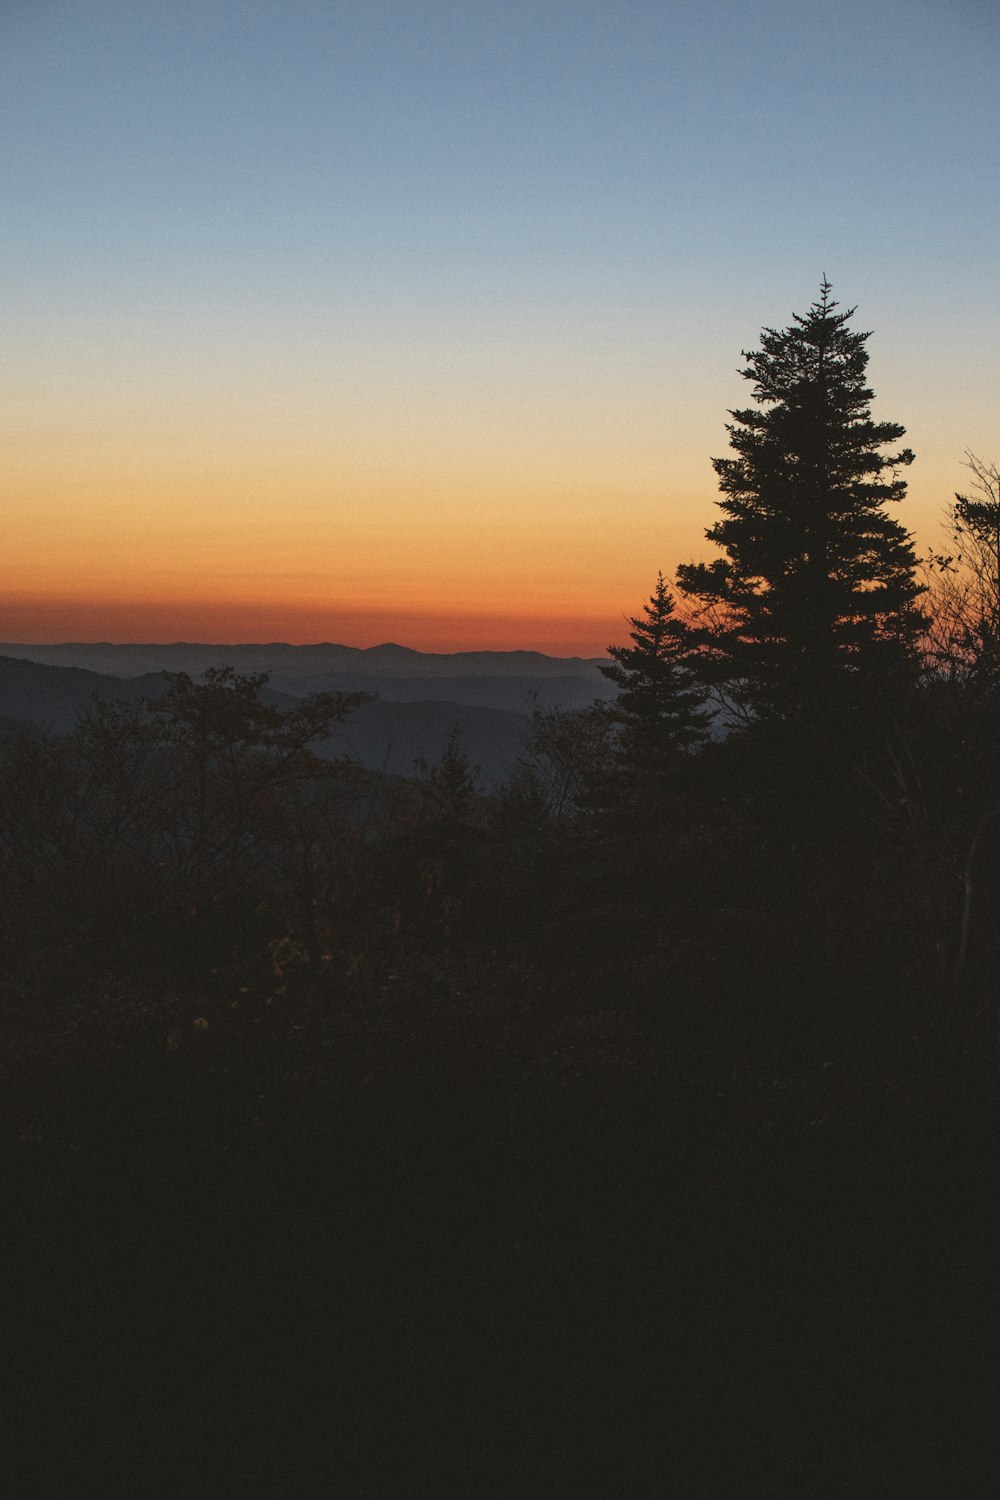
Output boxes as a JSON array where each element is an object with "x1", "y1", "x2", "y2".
[
  {"x1": 0, "y1": 640, "x2": 608, "y2": 681},
  {"x1": 0, "y1": 644, "x2": 614, "y2": 782}
]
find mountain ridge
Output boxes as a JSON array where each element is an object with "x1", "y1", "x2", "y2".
[
  {"x1": 0, "y1": 641, "x2": 607, "y2": 680},
  {"x1": 0, "y1": 655, "x2": 558, "y2": 780}
]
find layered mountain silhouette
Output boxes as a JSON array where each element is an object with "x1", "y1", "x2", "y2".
[
  {"x1": 0, "y1": 645, "x2": 611, "y2": 781},
  {"x1": 0, "y1": 640, "x2": 607, "y2": 681}
]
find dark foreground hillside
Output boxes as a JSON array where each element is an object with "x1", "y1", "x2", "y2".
[
  {"x1": 7, "y1": 983, "x2": 997, "y2": 1497},
  {"x1": 3, "y1": 680, "x2": 1000, "y2": 1495}
]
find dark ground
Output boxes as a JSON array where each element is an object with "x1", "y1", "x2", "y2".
[
  {"x1": 3, "y1": 688, "x2": 1000, "y2": 1496},
  {"x1": 4, "y1": 953, "x2": 999, "y2": 1499}
]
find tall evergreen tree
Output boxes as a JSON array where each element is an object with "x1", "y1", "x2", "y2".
[
  {"x1": 677, "y1": 281, "x2": 924, "y2": 720},
  {"x1": 600, "y1": 572, "x2": 710, "y2": 776}
]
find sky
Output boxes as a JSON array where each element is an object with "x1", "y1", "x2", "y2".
[{"x1": 3, "y1": 0, "x2": 998, "y2": 654}]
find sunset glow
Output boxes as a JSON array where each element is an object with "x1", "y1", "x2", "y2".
[{"x1": 3, "y1": 0, "x2": 998, "y2": 655}]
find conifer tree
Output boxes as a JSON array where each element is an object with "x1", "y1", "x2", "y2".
[
  {"x1": 600, "y1": 572, "x2": 709, "y2": 774},
  {"x1": 677, "y1": 282, "x2": 924, "y2": 720}
]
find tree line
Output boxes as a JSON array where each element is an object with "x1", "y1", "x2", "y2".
[{"x1": 600, "y1": 279, "x2": 989, "y2": 762}]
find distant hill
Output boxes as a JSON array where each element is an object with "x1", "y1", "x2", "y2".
[
  {"x1": 0, "y1": 655, "x2": 167, "y2": 734},
  {"x1": 0, "y1": 640, "x2": 608, "y2": 683},
  {"x1": 0, "y1": 655, "x2": 534, "y2": 782},
  {"x1": 329, "y1": 698, "x2": 531, "y2": 781},
  {"x1": 268, "y1": 670, "x2": 609, "y2": 714}
]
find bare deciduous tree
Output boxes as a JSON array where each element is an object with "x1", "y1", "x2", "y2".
[{"x1": 924, "y1": 451, "x2": 1000, "y2": 685}]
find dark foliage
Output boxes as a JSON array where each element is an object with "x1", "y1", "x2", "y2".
[
  {"x1": 600, "y1": 571, "x2": 710, "y2": 784},
  {"x1": 4, "y1": 656, "x2": 1000, "y2": 1492}
]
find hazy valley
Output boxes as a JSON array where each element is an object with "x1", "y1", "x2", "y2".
[{"x1": 0, "y1": 643, "x2": 611, "y2": 780}]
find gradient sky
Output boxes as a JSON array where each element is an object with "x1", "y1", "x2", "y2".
[{"x1": 3, "y1": 0, "x2": 998, "y2": 653}]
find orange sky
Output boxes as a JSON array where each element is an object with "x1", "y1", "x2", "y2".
[
  {"x1": 2, "y1": 368, "x2": 725, "y2": 653},
  {"x1": 1, "y1": 386, "x2": 977, "y2": 655}
]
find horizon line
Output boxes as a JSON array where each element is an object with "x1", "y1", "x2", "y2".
[{"x1": 0, "y1": 638, "x2": 609, "y2": 662}]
